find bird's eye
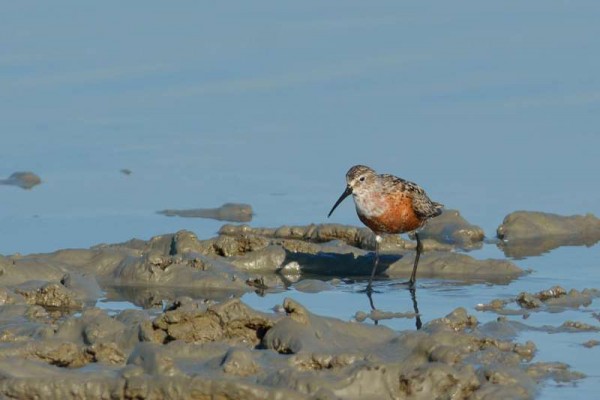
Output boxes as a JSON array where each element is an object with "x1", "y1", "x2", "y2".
[{"x1": 359, "y1": 176, "x2": 365, "y2": 182}]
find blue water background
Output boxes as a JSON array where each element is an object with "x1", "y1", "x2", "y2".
[{"x1": 1, "y1": 2, "x2": 599, "y2": 398}]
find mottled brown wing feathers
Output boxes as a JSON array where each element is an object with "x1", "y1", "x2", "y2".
[
  {"x1": 412, "y1": 196, "x2": 444, "y2": 219},
  {"x1": 379, "y1": 174, "x2": 443, "y2": 219}
]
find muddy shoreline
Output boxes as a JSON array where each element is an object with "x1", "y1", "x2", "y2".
[{"x1": 0, "y1": 210, "x2": 598, "y2": 399}]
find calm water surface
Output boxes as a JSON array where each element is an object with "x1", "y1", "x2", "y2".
[{"x1": 1, "y1": 2, "x2": 599, "y2": 397}]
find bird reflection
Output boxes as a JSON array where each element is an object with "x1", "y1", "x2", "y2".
[
  {"x1": 366, "y1": 290, "x2": 378, "y2": 325},
  {"x1": 409, "y1": 286, "x2": 423, "y2": 330},
  {"x1": 365, "y1": 285, "x2": 422, "y2": 330}
]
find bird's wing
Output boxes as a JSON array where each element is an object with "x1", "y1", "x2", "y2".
[{"x1": 380, "y1": 174, "x2": 443, "y2": 219}]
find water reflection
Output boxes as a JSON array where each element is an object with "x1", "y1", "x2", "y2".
[
  {"x1": 365, "y1": 286, "x2": 422, "y2": 330},
  {"x1": 498, "y1": 236, "x2": 599, "y2": 259}
]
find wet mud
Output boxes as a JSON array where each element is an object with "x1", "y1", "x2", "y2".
[
  {"x1": 414, "y1": 209, "x2": 485, "y2": 250},
  {"x1": 158, "y1": 203, "x2": 254, "y2": 222},
  {"x1": 497, "y1": 211, "x2": 600, "y2": 258},
  {"x1": 476, "y1": 285, "x2": 600, "y2": 316},
  {"x1": 0, "y1": 171, "x2": 42, "y2": 190},
  {"x1": 0, "y1": 210, "x2": 596, "y2": 398},
  {"x1": 0, "y1": 294, "x2": 584, "y2": 399}
]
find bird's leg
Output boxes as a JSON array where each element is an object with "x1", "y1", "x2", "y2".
[
  {"x1": 366, "y1": 235, "x2": 382, "y2": 292},
  {"x1": 408, "y1": 232, "x2": 423, "y2": 287}
]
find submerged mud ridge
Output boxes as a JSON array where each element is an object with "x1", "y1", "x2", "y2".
[{"x1": 0, "y1": 211, "x2": 595, "y2": 398}]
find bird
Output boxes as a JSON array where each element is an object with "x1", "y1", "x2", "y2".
[{"x1": 327, "y1": 165, "x2": 443, "y2": 290}]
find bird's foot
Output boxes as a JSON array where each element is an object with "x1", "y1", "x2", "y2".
[
  {"x1": 400, "y1": 280, "x2": 416, "y2": 288},
  {"x1": 358, "y1": 285, "x2": 381, "y2": 294}
]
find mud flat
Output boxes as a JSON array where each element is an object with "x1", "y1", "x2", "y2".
[
  {"x1": 477, "y1": 286, "x2": 600, "y2": 314},
  {"x1": 158, "y1": 203, "x2": 254, "y2": 222},
  {"x1": 0, "y1": 294, "x2": 584, "y2": 399},
  {"x1": 414, "y1": 209, "x2": 485, "y2": 250},
  {"x1": 497, "y1": 211, "x2": 600, "y2": 258},
  {"x1": 0, "y1": 212, "x2": 595, "y2": 398}
]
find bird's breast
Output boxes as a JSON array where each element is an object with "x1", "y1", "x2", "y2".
[{"x1": 354, "y1": 192, "x2": 423, "y2": 234}]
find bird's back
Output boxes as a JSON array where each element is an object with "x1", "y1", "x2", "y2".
[{"x1": 379, "y1": 174, "x2": 443, "y2": 220}]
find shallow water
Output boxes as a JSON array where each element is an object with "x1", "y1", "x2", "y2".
[
  {"x1": 2, "y1": 1, "x2": 600, "y2": 398},
  {"x1": 240, "y1": 242, "x2": 600, "y2": 397}
]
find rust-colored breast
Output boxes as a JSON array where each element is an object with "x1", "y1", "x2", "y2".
[{"x1": 358, "y1": 193, "x2": 423, "y2": 234}]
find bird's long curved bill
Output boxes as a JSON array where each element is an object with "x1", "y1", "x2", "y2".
[{"x1": 327, "y1": 185, "x2": 352, "y2": 217}]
